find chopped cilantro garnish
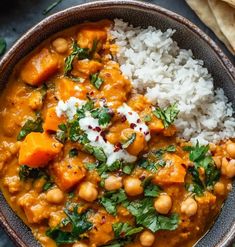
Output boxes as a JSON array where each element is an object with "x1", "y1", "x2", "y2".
[
  {"x1": 100, "y1": 189, "x2": 127, "y2": 215},
  {"x1": 17, "y1": 115, "x2": 43, "y2": 141},
  {"x1": 64, "y1": 42, "x2": 90, "y2": 75},
  {"x1": 153, "y1": 103, "x2": 179, "y2": 128},
  {"x1": 121, "y1": 133, "x2": 136, "y2": 149},
  {"x1": 126, "y1": 198, "x2": 179, "y2": 232},
  {"x1": 184, "y1": 141, "x2": 220, "y2": 195},
  {"x1": 91, "y1": 106, "x2": 113, "y2": 127},
  {"x1": 46, "y1": 203, "x2": 93, "y2": 245},
  {"x1": 90, "y1": 73, "x2": 104, "y2": 89}
]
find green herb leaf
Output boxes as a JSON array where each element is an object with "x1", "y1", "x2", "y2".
[
  {"x1": 126, "y1": 198, "x2": 179, "y2": 232},
  {"x1": 19, "y1": 165, "x2": 45, "y2": 180},
  {"x1": 0, "y1": 38, "x2": 6, "y2": 56},
  {"x1": 90, "y1": 73, "x2": 104, "y2": 89},
  {"x1": 100, "y1": 189, "x2": 127, "y2": 215},
  {"x1": 43, "y1": 0, "x2": 63, "y2": 15},
  {"x1": 91, "y1": 106, "x2": 113, "y2": 127},
  {"x1": 184, "y1": 141, "x2": 220, "y2": 194},
  {"x1": 17, "y1": 116, "x2": 43, "y2": 141},
  {"x1": 121, "y1": 133, "x2": 136, "y2": 149},
  {"x1": 144, "y1": 183, "x2": 161, "y2": 197},
  {"x1": 46, "y1": 204, "x2": 93, "y2": 245},
  {"x1": 43, "y1": 181, "x2": 54, "y2": 191},
  {"x1": 143, "y1": 115, "x2": 152, "y2": 122},
  {"x1": 64, "y1": 42, "x2": 90, "y2": 75},
  {"x1": 153, "y1": 103, "x2": 179, "y2": 128},
  {"x1": 69, "y1": 148, "x2": 78, "y2": 158},
  {"x1": 113, "y1": 222, "x2": 143, "y2": 238}
]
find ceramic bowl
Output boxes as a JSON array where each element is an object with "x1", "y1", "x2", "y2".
[{"x1": 0, "y1": 1, "x2": 235, "y2": 246}]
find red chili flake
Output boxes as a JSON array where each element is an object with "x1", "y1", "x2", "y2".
[
  {"x1": 120, "y1": 232, "x2": 126, "y2": 238},
  {"x1": 89, "y1": 91, "x2": 94, "y2": 96},
  {"x1": 121, "y1": 115, "x2": 127, "y2": 123},
  {"x1": 100, "y1": 131, "x2": 107, "y2": 142},
  {"x1": 137, "y1": 119, "x2": 141, "y2": 123},
  {"x1": 101, "y1": 216, "x2": 106, "y2": 225},
  {"x1": 88, "y1": 125, "x2": 92, "y2": 129},
  {"x1": 95, "y1": 136, "x2": 99, "y2": 142},
  {"x1": 130, "y1": 123, "x2": 137, "y2": 129},
  {"x1": 105, "y1": 72, "x2": 111, "y2": 77},
  {"x1": 128, "y1": 112, "x2": 133, "y2": 115},
  {"x1": 140, "y1": 175, "x2": 146, "y2": 180},
  {"x1": 140, "y1": 127, "x2": 142, "y2": 131},
  {"x1": 144, "y1": 131, "x2": 150, "y2": 135},
  {"x1": 114, "y1": 142, "x2": 122, "y2": 152},
  {"x1": 95, "y1": 126, "x2": 101, "y2": 132}
]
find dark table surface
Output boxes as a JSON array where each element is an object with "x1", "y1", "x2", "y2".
[{"x1": 0, "y1": 0, "x2": 234, "y2": 246}]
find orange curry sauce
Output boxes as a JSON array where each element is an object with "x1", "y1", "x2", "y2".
[{"x1": 0, "y1": 20, "x2": 234, "y2": 247}]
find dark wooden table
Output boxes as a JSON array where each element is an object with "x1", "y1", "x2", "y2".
[{"x1": 0, "y1": 0, "x2": 234, "y2": 246}]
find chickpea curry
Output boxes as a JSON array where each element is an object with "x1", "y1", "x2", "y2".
[{"x1": 0, "y1": 20, "x2": 234, "y2": 247}]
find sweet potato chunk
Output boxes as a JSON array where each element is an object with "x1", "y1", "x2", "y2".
[
  {"x1": 44, "y1": 107, "x2": 66, "y2": 132},
  {"x1": 20, "y1": 48, "x2": 59, "y2": 86},
  {"x1": 73, "y1": 60, "x2": 103, "y2": 76},
  {"x1": 56, "y1": 77, "x2": 87, "y2": 101},
  {"x1": 153, "y1": 153, "x2": 186, "y2": 184},
  {"x1": 77, "y1": 28, "x2": 107, "y2": 50},
  {"x1": 52, "y1": 157, "x2": 86, "y2": 191},
  {"x1": 19, "y1": 132, "x2": 63, "y2": 168}
]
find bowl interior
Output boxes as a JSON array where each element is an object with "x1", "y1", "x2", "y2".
[{"x1": 0, "y1": 1, "x2": 234, "y2": 247}]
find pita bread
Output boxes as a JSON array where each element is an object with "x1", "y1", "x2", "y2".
[
  {"x1": 186, "y1": 0, "x2": 234, "y2": 54},
  {"x1": 221, "y1": 0, "x2": 235, "y2": 8},
  {"x1": 208, "y1": 0, "x2": 235, "y2": 52}
]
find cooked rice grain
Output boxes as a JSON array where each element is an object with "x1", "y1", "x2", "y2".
[{"x1": 111, "y1": 19, "x2": 235, "y2": 144}]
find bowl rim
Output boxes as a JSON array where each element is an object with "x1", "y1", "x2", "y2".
[{"x1": 0, "y1": 0, "x2": 235, "y2": 246}]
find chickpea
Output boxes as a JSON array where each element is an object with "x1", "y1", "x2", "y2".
[
  {"x1": 181, "y1": 197, "x2": 198, "y2": 217},
  {"x1": 124, "y1": 177, "x2": 143, "y2": 196},
  {"x1": 72, "y1": 242, "x2": 88, "y2": 247},
  {"x1": 214, "y1": 182, "x2": 225, "y2": 196},
  {"x1": 78, "y1": 182, "x2": 98, "y2": 202},
  {"x1": 213, "y1": 156, "x2": 221, "y2": 168},
  {"x1": 104, "y1": 175, "x2": 122, "y2": 191},
  {"x1": 139, "y1": 230, "x2": 155, "y2": 246},
  {"x1": 223, "y1": 159, "x2": 235, "y2": 178},
  {"x1": 46, "y1": 188, "x2": 64, "y2": 204},
  {"x1": 52, "y1": 38, "x2": 68, "y2": 53},
  {"x1": 154, "y1": 194, "x2": 172, "y2": 214},
  {"x1": 226, "y1": 143, "x2": 235, "y2": 158}
]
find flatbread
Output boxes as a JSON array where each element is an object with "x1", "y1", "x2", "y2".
[
  {"x1": 221, "y1": 0, "x2": 235, "y2": 8},
  {"x1": 186, "y1": 0, "x2": 234, "y2": 54},
  {"x1": 208, "y1": 0, "x2": 235, "y2": 52}
]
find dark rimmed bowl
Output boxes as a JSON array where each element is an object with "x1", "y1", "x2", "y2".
[{"x1": 0, "y1": 0, "x2": 235, "y2": 246}]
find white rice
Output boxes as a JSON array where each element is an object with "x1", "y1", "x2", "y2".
[{"x1": 110, "y1": 19, "x2": 235, "y2": 144}]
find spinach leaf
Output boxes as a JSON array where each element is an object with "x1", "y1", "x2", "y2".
[
  {"x1": 184, "y1": 141, "x2": 220, "y2": 194},
  {"x1": 100, "y1": 189, "x2": 127, "y2": 215},
  {"x1": 64, "y1": 42, "x2": 90, "y2": 75},
  {"x1": 0, "y1": 38, "x2": 6, "y2": 56},
  {"x1": 153, "y1": 103, "x2": 179, "y2": 128},
  {"x1": 19, "y1": 165, "x2": 53, "y2": 191},
  {"x1": 121, "y1": 133, "x2": 136, "y2": 149},
  {"x1": 46, "y1": 204, "x2": 93, "y2": 245},
  {"x1": 19, "y1": 165, "x2": 45, "y2": 180},
  {"x1": 17, "y1": 116, "x2": 43, "y2": 141},
  {"x1": 126, "y1": 198, "x2": 179, "y2": 232},
  {"x1": 43, "y1": 0, "x2": 63, "y2": 15},
  {"x1": 90, "y1": 73, "x2": 104, "y2": 89}
]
